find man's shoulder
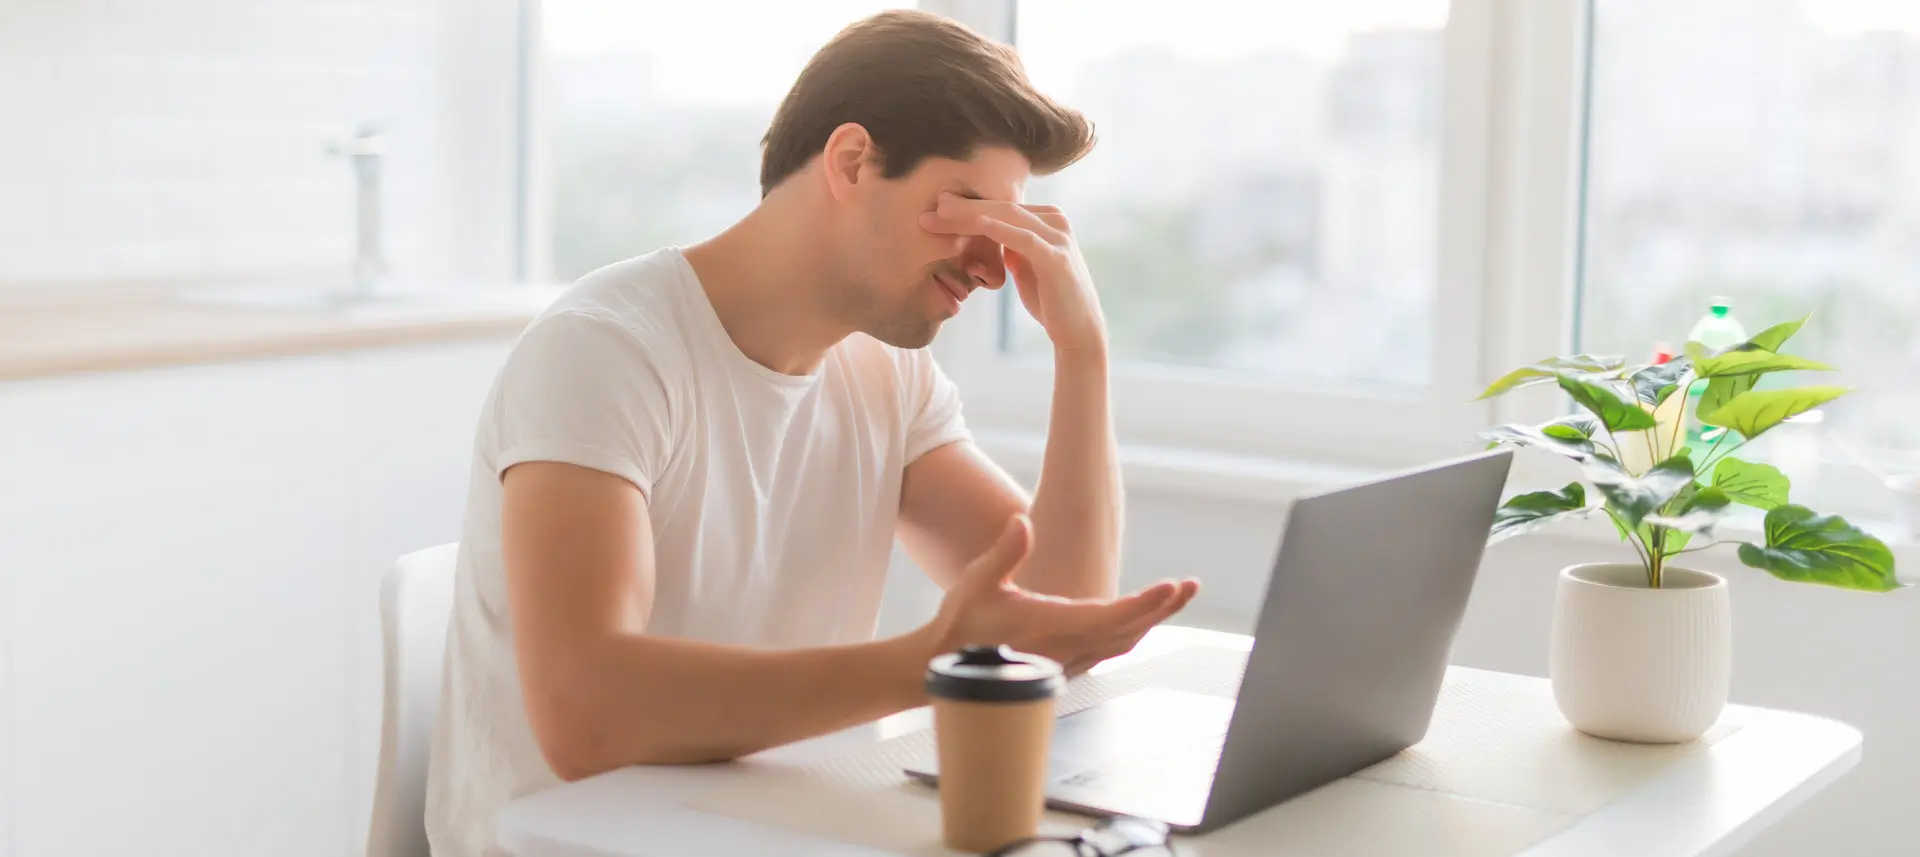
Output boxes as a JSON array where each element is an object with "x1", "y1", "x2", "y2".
[
  {"x1": 544, "y1": 248, "x2": 690, "y2": 329},
  {"x1": 522, "y1": 250, "x2": 694, "y2": 353}
]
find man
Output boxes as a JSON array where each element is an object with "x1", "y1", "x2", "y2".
[{"x1": 425, "y1": 10, "x2": 1201, "y2": 856}]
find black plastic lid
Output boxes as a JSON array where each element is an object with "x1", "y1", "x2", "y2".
[{"x1": 926, "y1": 645, "x2": 1064, "y2": 703}]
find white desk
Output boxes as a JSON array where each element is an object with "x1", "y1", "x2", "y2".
[{"x1": 497, "y1": 626, "x2": 1860, "y2": 857}]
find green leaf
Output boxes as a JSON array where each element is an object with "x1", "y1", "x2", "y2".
[
  {"x1": 1587, "y1": 455, "x2": 1698, "y2": 529},
  {"x1": 1687, "y1": 315, "x2": 1811, "y2": 364},
  {"x1": 1694, "y1": 350, "x2": 1834, "y2": 378},
  {"x1": 1476, "y1": 354, "x2": 1627, "y2": 400},
  {"x1": 1481, "y1": 422, "x2": 1599, "y2": 462},
  {"x1": 1737, "y1": 505, "x2": 1900, "y2": 592},
  {"x1": 1663, "y1": 527, "x2": 1695, "y2": 554},
  {"x1": 1630, "y1": 358, "x2": 1694, "y2": 405},
  {"x1": 1540, "y1": 424, "x2": 1586, "y2": 442},
  {"x1": 1698, "y1": 375, "x2": 1755, "y2": 422},
  {"x1": 1748, "y1": 314, "x2": 1811, "y2": 352},
  {"x1": 1489, "y1": 483, "x2": 1591, "y2": 545},
  {"x1": 1686, "y1": 315, "x2": 1818, "y2": 418},
  {"x1": 1700, "y1": 386, "x2": 1851, "y2": 439},
  {"x1": 1559, "y1": 375, "x2": 1660, "y2": 432},
  {"x1": 1608, "y1": 510, "x2": 1634, "y2": 542},
  {"x1": 1711, "y1": 458, "x2": 1790, "y2": 511},
  {"x1": 1548, "y1": 414, "x2": 1604, "y2": 439},
  {"x1": 1645, "y1": 485, "x2": 1732, "y2": 534}
]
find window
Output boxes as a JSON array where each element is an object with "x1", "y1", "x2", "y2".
[
  {"x1": 1578, "y1": 0, "x2": 1920, "y2": 501},
  {"x1": 528, "y1": 2, "x2": 1507, "y2": 466},
  {"x1": 1007, "y1": 1, "x2": 1449, "y2": 389},
  {"x1": 540, "y1": 1, "x2": 906, "y2": 281},
  {"x1": 521, "y1": 0, "x2": 1919, "y2": 521},
  {"x1": 935, "y1": 0, "x2": 1507, "y2": 463},
  {"x1": 526, "y1": 1, "x2": 1578, "y2": 469}
]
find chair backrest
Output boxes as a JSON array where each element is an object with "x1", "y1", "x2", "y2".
[{"x1": 366, "y1": 543, "x2": 459, "y2": 857}]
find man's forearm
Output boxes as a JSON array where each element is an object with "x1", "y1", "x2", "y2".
[
  {"x1": 532, "y1": 625, "x2": 939, "y2": 777},
  {"x1": 1022, "y1": 346, "x2": 1122, "y2": 599}
]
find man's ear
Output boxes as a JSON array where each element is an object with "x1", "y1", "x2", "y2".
[{"x1": 821, "y1": 122, "x2": 875, "y2": 203}]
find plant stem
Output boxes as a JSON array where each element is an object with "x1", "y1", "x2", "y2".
[
  {"x1": 1697, "y1": 430, "x2": 1738, "y2": 474},
  {"x1": 1603, "y1": 427, "x2": 1627, "y2": 473},
  {"x1": 1649, "y1": 527, "x2": 1665, "y2": 588},
  {"x1": 1669, "y1": 386, "x2": 1688, "y2": 459},
  {"x1": 1671, "y1": 541, "x2": 1728, "y2": 556},
  {"x1": 1597, "y1": 439, "x2": 1625, "y2": 463},
  {"x1": 1607, "y1": 508, "x2": 1654, "y2": 576}
]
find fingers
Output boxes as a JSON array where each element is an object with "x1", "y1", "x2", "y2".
[
  {"x1": 989, "y1": 576, "x2": 1199, "y2": 677},
  {"x1": 1098, "y1": 580, "x2": 1184, "y2": 629},
  {"x1": 973, "y1": 217, "x2": 1055, "y2": 260},
  {"x1": 1060, "y1": 579, "x2": 1200, "y2": 675},
  {"x1": 1088, "y1": 578, "x2": 1200, "y2": 649},
  {"x1": 919, "y1": 194, "x2": 1069, "y2": 247},
  {"x1": 962, "y1": 514, "x2": 1033, "y2": 592},
  {"x1": 940, "y1": 193, "x2": 1068, "y2": 241},
  {"x1": 1123, "y1": 579, "x2": 1198, "y2": 634},
  {"x1": 1023, "y1": 206, "x2": 1069, "y2": 234}
]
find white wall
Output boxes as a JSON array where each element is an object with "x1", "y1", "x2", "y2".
[
  {"x1": 0, "y1": 340, "x2": 513, "y2": 857},
  {"x1": 0, "y1": 0, "x2": 521, "y2": 289},
  {"x1": 879, "y1": 480, "x2": 1917, "y2": 857}
]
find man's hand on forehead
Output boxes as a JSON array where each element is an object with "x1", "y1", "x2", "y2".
[
  {"x1": 918, "y1": 192, "x2": 1106, "y2": 354},
  {"x1": 921, "y1": 192, "x2": 1068, "y2": 247}
]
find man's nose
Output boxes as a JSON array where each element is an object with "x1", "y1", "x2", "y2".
[{"x1": 961, "y1": 237, "x2": 1007, "y2": 290}]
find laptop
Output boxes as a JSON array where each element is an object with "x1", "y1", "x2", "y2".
[{"x1": 904, "y1": 449, "x2": 1514, "y2": 834}]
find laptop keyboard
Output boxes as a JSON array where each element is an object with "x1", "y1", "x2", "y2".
[
  {"x1": 1054, "y1": 725, "x2": 1229, "y2": 789},
  {"x1": 1048, "y1": 689, "x2": 1236, "y2": 796}
]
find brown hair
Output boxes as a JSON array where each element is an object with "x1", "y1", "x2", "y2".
[{"x1": 759, "y1": 9, "x2": 1095, "y2": 197}]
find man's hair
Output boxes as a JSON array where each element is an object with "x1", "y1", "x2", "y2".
[{"x1": 759, "y1": 9, "x2": 1095, "y2": 197}]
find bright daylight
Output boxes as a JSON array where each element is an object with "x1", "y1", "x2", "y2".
[{"x1": 2, "y1": 2, "x2": 1917, "y2": 857}]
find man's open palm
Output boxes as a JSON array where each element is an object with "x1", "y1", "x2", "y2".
[{"x1": 928, "y1": 515, "x2": 1199, "y2": 675}]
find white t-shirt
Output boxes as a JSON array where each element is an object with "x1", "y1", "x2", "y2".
[{"x1": 424, "y1": 248, "x2": 970, "y2": 857}]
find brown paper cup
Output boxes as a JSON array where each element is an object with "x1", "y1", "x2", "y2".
[{"x1": 926, "y1": 646, "x2": 1065, "y2": 854}]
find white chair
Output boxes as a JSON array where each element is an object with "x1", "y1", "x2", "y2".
[{"x1": 367, "y1": 543, "x2": 459, "y2": 857}]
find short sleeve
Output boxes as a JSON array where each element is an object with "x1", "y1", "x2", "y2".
[
  {"x1": 903, "y1": 349, "x2": 971, "y2": 463},
  {"x1": 491, "y1": 311, "x2": 675, "y2": 498}
]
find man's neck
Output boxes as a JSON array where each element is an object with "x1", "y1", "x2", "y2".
[{"x1": 684, "y1": 200, "x2": 850, "y2": 377}]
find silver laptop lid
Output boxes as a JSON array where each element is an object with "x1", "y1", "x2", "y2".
[{"x1": 1195, "y1": 449, "x2": 1512, "y2": 830}]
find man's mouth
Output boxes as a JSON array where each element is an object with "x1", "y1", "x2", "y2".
[{"x1": 934, "y1": 271, "x2": 970, "y2": 305}]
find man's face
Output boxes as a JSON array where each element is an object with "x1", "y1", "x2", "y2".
[{"x1": 834, "y1": 145, "x2": 1031, "y2": 349}]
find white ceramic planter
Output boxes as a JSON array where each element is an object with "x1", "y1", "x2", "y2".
[{"x1": 1549, "y1": 563, "x2": 1730, "y2": 743}]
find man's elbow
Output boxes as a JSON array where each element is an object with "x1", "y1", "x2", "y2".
[
  {"x1": 526, "y1": 693, "x2": 749, "y2": 778},
  {"x1": 525, "y1": 692, "x2": 624, "y2": 781}
]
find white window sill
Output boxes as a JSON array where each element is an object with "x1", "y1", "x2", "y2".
[
  {"x1": 972, "y1": 428, "x2": 1386, "y2": 506},
  {"x1": 970, "y1": 428, "x2": 1920, "y2": 582}
]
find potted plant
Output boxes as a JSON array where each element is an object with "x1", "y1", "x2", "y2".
[{"x1": 1476, "y1": 313, "x2": 1901, "y2": 743}]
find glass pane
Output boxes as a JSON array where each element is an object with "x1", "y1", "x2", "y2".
[
  {"x1": 544, "y1": 1, "x2": 905, "y2": 281},
  {"x1": 1580, "y1": 0, "x2": 1920, "y2": 473},
  {"x1": 1009, "y1": 0, "x2": 1449, "y2": 388}
]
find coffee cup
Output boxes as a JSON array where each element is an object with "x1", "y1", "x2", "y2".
[{"x1": 926, "y1": 645, "x2": 1065, "y2": 854}]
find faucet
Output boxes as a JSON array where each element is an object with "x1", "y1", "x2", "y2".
[{"x1": 328, "y1": 123, "x2": 389, "y2": 299}]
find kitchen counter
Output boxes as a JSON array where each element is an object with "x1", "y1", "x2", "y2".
[{"x1": 0, "y1": 286, "x2": 560, "y2": 382}]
